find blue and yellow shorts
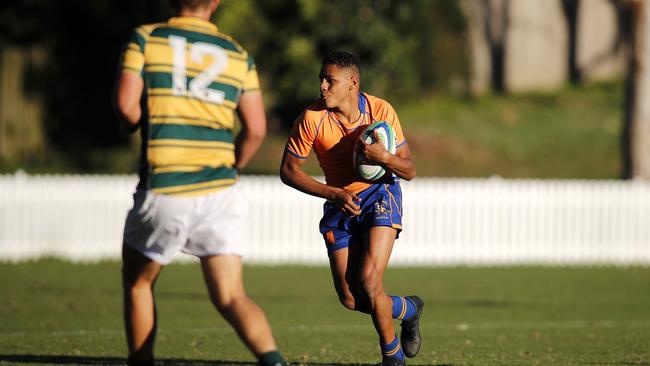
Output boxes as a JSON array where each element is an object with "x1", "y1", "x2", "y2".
[{"x1": 319, "y1": 181, "x2": 403, "y2": 253}]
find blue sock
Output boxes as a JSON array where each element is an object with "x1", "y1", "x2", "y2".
[
  {"x1": 390, "y1": 295, "x2": 417, "y2": 321},
  {"x1": 381, "y1": 334, "x2": 405, "y2": 361}
]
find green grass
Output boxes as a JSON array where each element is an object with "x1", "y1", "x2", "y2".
[
  {"x1": 247, "y1": 82, "x2": 624, "y2": 178},
  {"x1": 1, "y1": 260, "x2": 649, "y2": 365}
]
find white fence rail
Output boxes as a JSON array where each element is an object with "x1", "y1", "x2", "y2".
[{"x1": 1, "y1": 173, "x2": 650, "y2": 265}]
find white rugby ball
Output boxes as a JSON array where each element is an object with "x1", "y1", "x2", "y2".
[{"x1": 353, "y1": 121, "x2": 397, "y2": 181}]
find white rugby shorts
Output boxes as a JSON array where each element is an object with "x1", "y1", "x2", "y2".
[{"x1": 122, "y1": 184, "x2": 247, "y2": 264}]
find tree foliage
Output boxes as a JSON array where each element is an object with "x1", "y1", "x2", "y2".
[
  {"x1": 215, "y1": 0, "x2": 469, "y2": 127},
  {"x1": 0, "y1": 0, "x2": 468, "y2": 171}
]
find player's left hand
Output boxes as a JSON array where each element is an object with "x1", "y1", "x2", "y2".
[{"x1": 356, "y1": 130, "x2": 390, "y2": 165}]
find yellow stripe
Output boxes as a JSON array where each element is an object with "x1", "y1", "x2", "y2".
[
  {"x1": 149, "y1": 115, "x2": 228, "y2": 129},
  {"x1": 152, "y1": 178, "x2": 236, "y2": 195},
  {"x1": 149, "y1": 93, "x2": 238, "y2": 110},
  {"x1": 152, "y1": 165, "x2": 205, "y2": 174},
  {"x1": 385, "y1": 344, "x2": 401, "y2": 356},
  {"x1": 385, "y1": 184, "x2": 402, "y2": 216},
  {"x1": 144, "y1": 64, "x2": 245, "y2": 88},
  {"x1": 144, "y1": 60, "x2": 248, "y2": 78},
  {"x1": 148, "y1": 95, "x2": 236, "y2": 128},
  {"x1": 149, "y1": 139, "x2": 233, "y2": 149},
  {"x1": 148, "y1": 146, "x2": 235, "y2": 167}
]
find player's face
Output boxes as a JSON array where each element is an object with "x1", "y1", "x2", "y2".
[{"x1": 319, "y1": 64, "x2": 354, "y2": 110}]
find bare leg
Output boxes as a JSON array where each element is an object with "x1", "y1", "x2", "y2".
[
  {"x1": 328, "y1": 243, "x2": 371, "y2": 313},
  {"x1": 360, "y1": 226, "x2": 397, "y2": 344},
  {"x1": 200, "y1": 254, "x2": 278, "y2": 357},
  {"x1": 122, "y1": 245, "x2": 163, "y2": 362}
]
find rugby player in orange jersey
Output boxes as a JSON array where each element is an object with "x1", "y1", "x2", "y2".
[{"x1": 280, "y1": 51, "x2": 423, "y2": 366}]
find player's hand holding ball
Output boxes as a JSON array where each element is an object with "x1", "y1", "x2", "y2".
[{"x1": 353, "y1": 121, "x2": 397, "y2": 181}]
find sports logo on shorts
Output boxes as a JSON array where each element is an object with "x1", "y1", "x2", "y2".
[{"x1": 374, "y1": 198, "x2": 391, "y2": 218}]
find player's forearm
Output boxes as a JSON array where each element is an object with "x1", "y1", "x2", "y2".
[
  {"x1": 280, "y1": 163, "x2": 341, "y2": 201},
  {"x1": 116, "y1": 71, "x2": 143, "y2": 129},
  {"x1": 118, "y1": 105, "x2": 141, "y2": 128},
  {"x1": 384, "y1": 154, "x2": 416, "y2": 181},
  {"x1": 234, "y1": 128, "x2": 265, "y2": 171}
]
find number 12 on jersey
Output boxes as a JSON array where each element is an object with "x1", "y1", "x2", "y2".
[{"x1": 169, "y1": 35, "x2": 228, "y2": 104}]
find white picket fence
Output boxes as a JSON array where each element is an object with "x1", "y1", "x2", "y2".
[{"x1": 1, "y1": 173, "x2": 649, "y2": 265}]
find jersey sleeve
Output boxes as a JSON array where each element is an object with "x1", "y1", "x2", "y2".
[
  {"x1": 242, "y1": 55, "x2": 261, "y2": 93},
  {"x1": 121, "y1": 27, "x2": 148, "y2": 77},
  {"x1": 285, "y1": 111, "x2": 317, "y2": 159}
]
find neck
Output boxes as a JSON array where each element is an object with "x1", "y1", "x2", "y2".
[
  {"x1": 332, "y1": 93, "x2": 360, "y2": 124},
  {"x1": 178, "y1": 8, "x2": 212, "y2": 21}
]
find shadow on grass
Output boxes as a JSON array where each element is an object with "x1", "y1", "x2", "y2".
[{"x1": 0, "y1": 354, "x2": 458, "y2": 366}]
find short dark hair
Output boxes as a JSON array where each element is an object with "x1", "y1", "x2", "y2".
[
  {"x1": 169, "y1": 0, "x2": 212, "y2": 13},
  {"x1": 321, "y1": 51, "x2": 361, "y2": 78}
]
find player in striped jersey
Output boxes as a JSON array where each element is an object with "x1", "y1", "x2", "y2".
[
  {"x1": 116, "y1": 1, "x2": 286, "y2": 365},
  {"x1": 280, "y1": 52, "x2": 423, "y2": 366}
]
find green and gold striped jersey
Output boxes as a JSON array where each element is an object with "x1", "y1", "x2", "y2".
[{"x1": 121, "y1": 17, "x2": 259, "y2": 196}]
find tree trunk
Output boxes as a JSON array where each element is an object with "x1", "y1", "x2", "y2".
[{"x1": 625, "y1": 0, "x2": 650, "y2": 179}]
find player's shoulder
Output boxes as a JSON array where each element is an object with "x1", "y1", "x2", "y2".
[
  {"x1": 212, "y1": 30, "x2": 247, "y2": 55},
  {"x1": 364, "y1": 93, "x2": 394, "y2": 112},
  {"x1": 301, "y1": 98, "x2": 328, "y2": 122},
  {"x1": 363, "y1": 93, "x2": 397, "y2": 120},
  {"x1": 135, "y1": 22, "x2": 167, "y2": 38}
]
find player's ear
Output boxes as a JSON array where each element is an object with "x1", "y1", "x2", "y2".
[{"x1": 350, "y1": 75, "x2": 359, "y2": 90}]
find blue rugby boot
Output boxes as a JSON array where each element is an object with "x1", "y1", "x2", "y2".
[{"x1": 400, "y1": 295, "x2": 424, "y2": 358}]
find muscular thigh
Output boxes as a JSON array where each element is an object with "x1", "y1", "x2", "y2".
[
  {"x1": 200, "y1": 254, "x2": 245, "y2": 305},
  {"x1": 359, "y1": 226, "x2": 397, "y2": 284},
  {"x1": 328, "y1": 241, "x2": 363, "y2": 299}
]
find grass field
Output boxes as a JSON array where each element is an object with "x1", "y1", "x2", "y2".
[{"x1": 1, "y1": 261, "x2": 648, "y2": 365}]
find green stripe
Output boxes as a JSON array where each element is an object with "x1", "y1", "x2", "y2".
[
  {"x1": 148, "y1": 72, "x2": 240, "y2": 103},
  {"x1": 247, "y1": 56, "x2": 255, "y2": 71},
  {"x1": 151, "y1": 124, "x2": 233, "y2": 142},
  {"x1": 150, "y1": 167, "x2": 236, "y2": 189},
  {"x1": 151, "y1": 28, "x2": 240, "y2": 52},
  {"x1": 144, "y1": 64, "x2": 245, "y2": 84},
  {"x1": 130, "y1": 30, "x2": 146, "y2": 51},
  {"x1": 157, "y1": 180, "x2": 234, "y2": 195},
  {"x1": 150, "y1": 144, "x2": 233, "y2": 150}
]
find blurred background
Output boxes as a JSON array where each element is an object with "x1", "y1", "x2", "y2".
[
  {"x1": 1, "y1": 0, "x2": 650, "y2": 264},
  {"x1": 1, "y1": 0, "x2": 648, "y2": 179}
]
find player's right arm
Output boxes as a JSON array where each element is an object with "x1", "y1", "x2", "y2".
[
  {"x1": 280, "y1": 152, "x2": 361, "y2": 216},
  {"x1": 116, "y1": 71, "x2": 143, "y2": 129},
  {"x1": 115, "y1": 26, "x2": 148, "y2": 131}
]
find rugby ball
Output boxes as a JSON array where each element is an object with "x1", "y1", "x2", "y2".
[{"x1": 353, "y1": 121, "x2": 397, "y2": 181}]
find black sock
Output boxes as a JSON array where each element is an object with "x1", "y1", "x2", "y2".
[
  {"x1": 258, "y1": 350, "x2": 287, "y2": 366},
  {"x1": 127, "y1": 358, "x2": 153, "y2": 366}
]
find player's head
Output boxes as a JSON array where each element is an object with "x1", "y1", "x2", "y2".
[
  {"x1": 319, "y1": 51, "x2": 361, "y2": 110},
  {"x1": 169, "y1": 0, "x2": 220, "y2": 14}
]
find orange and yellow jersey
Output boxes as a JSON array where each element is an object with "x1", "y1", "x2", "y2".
[
  {"x1": 120, "y1": 17, "x2": 259, "y2": 196},
  {"x1": 286, "y1": 93, "x2": 407, "y2": 194}
]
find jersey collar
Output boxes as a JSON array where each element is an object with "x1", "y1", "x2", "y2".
[
  {"x1": 358, "y1": 92, "x2": 368, "y2": 115},
  {"x1": 169, "y1": 17, "x2": 218, "y2": 33}
]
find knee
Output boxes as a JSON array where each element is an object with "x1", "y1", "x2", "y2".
[
  {"x1": 338, "y1": 294, "x2": 357, "y2": 311},
  {"x1": 122, "y1": 268, "x2": 157, "y2": 296},
  {"x1": 359, "y1": 269, "x2": 382, "y2": 298},
  {"x1": 212, "y1": 294, "x2": 245, "y2": 315}
]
